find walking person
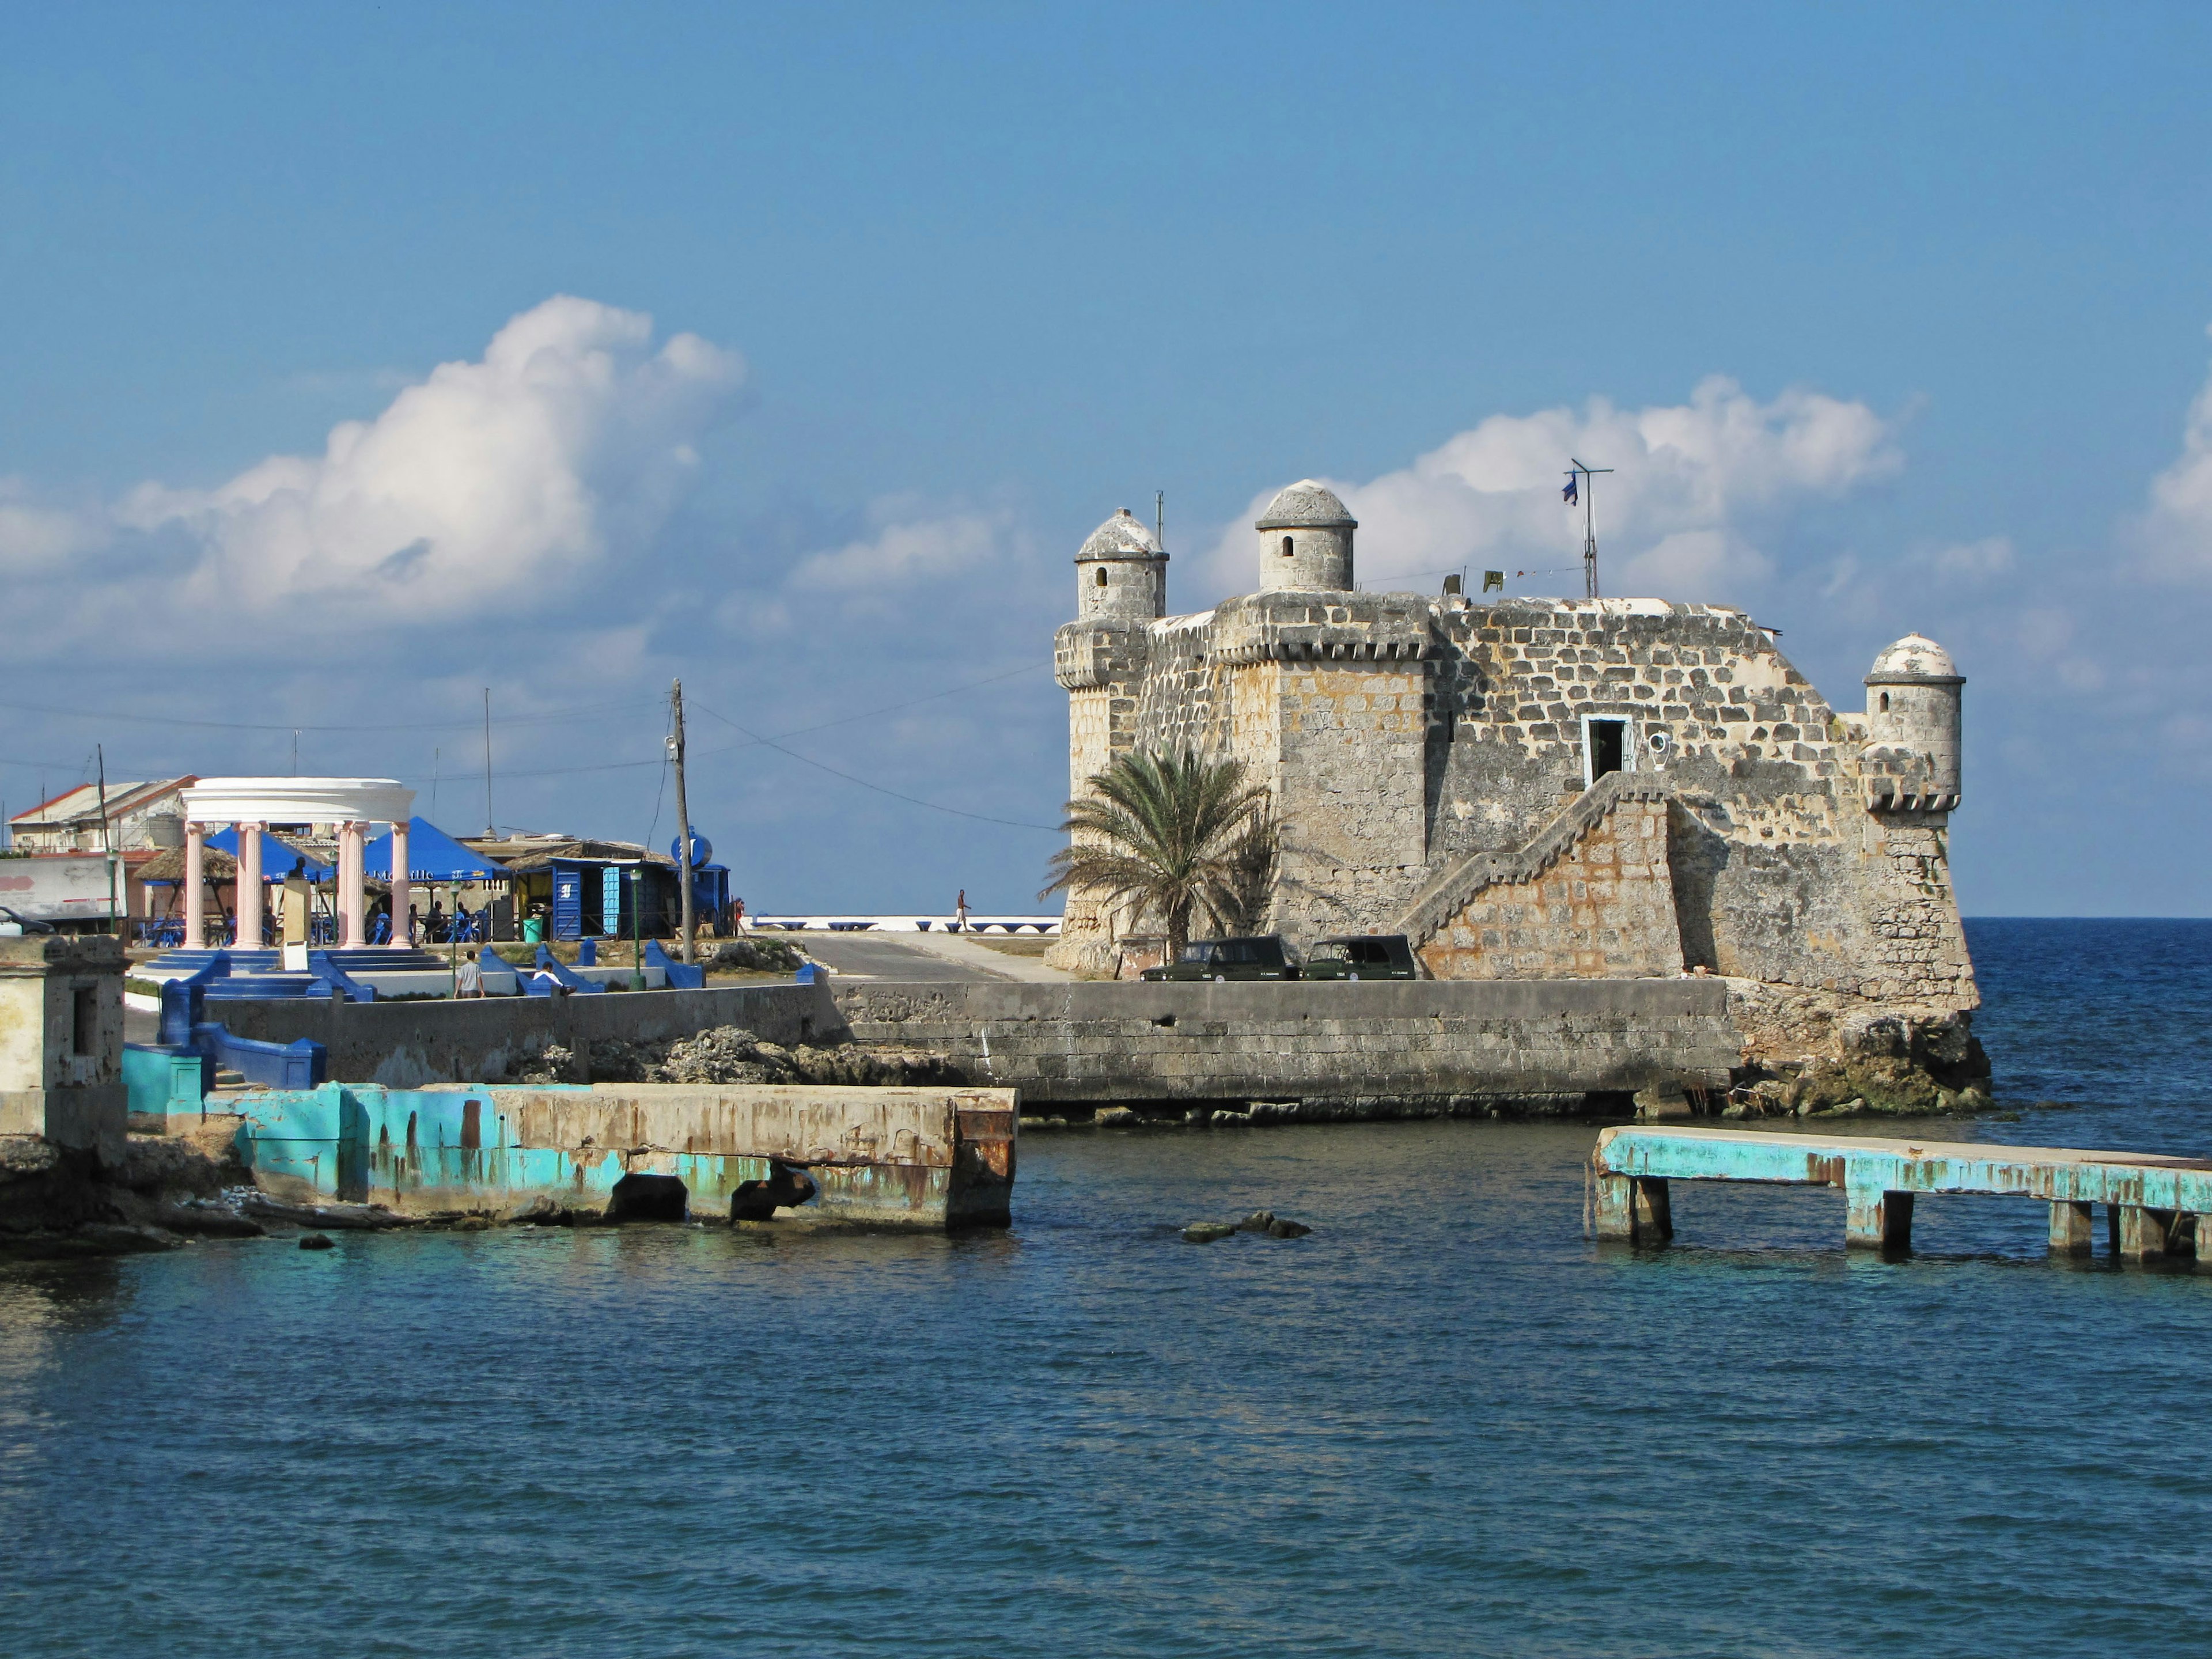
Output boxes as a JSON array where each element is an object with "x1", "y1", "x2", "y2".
[{"x1": 955, "y1": 888, "x2": 968, "y2": 933}]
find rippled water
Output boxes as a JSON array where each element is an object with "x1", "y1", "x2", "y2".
[{"x1": 6, "y1": 919, "x2": 2212, "y2": 1657}]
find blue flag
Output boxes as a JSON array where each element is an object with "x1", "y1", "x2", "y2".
[{"x1": 1562, "y1": 473, "x2": 1578, "y2": 505}]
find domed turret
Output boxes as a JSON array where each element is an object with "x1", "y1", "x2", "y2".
[
  {"x1": 1256, "y1": 479, "x2": 1357, "y2": 593},
  {"x1": 1865, "y1": 632, "x2": 1964, "y2": 809},
  {"x1": 1074, "y1": 507, "x2": 1167, "y2": 622}
]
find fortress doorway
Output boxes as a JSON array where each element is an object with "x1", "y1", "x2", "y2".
[{"x1": 1584, "y1": 717, "x2": 1627, "y2": 786}]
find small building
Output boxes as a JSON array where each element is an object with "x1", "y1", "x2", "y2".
[
  {"x1": 0, "y1": 934, "x2": 126, "y2": 1165},
  {"x1": 469, "y1": 834, "x2": 728, "y2": 940},
  {"x1": 8, "y1": 776, "x2": 198, "y2": 855}
]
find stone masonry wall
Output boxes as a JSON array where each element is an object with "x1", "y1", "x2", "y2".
[
  {"x1": 1416, "y1": 795, "x2": 1682, "y2": 980},
  {"x1": 832, "y1": 978, "x2": 1738, "y2": 1108}
]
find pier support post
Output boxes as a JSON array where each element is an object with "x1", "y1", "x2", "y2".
[
  {"x1": 2048, "y1": 1200, "x2": 2096, "y2": 1256},
  {"x1": 2196, "y1": 1214, "x2": 2212, "y2": 1267},
  {"x1": 1845, "y1": 1182, "x2": 1913, "y2": 1251},
  {"x1": 1594, "y1": 1175, "x2": 1672, "y2": 1244},
  {"x1": 2116, "y1": 1206, "x2": 2177, "y2": 1262}
]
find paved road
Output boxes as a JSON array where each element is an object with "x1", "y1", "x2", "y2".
[{"x1": 798, "y1": 933, "x2": 1013, "y2": 983}]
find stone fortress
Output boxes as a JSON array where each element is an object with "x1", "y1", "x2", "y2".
[{"x1": 1050, "y1": 482, "x2": 1984, "y2": 1101}]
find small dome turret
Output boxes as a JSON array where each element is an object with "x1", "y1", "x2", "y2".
[
  {"x1": 1866, "y1": 633, "x2": 1959, "y2": 683},
  {"x1": 1256, "y1": 479, "x2": 1357, "y2": 592},
  {"x1": 1256, "y1": 480, "x2": 1357, "y2": 531},
  {"x1": 1864, "y1": 632, "x2": 1964, "y2": 812},
  {"x1": 1073, "y1": 507, "x2": 1167, "y2": 622}
]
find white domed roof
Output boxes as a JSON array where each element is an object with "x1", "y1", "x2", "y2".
[
  {"x1": 1866, "y1": 633, "x2": 1960, "y2": 681},
  {"x1": 1255, "y1": 479, "x2": 1357, "y2": 530},
  {"x1": 1076, "y1": 507, "x2": 1163, "y2": 560}
]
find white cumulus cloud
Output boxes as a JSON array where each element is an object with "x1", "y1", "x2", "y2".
[
  {"x1": 789, "y1": 504, "x2": 1012, "y2": 592},
  {"x1": 1192, "y1": 375, "x2": 1900, "y2": 603},
  {"x1": 119, "y1": 295, "x2": 744, "y2": 616},
  {"x1": 2133, "y1": 325, "x2": 2212, "y2": 583}
]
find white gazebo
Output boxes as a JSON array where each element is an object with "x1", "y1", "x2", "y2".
[{"x1": 177, "y1": 777, "x2": 417, "y2": 950}]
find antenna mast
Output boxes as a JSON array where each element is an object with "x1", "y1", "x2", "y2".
[
  {"x1": 1566, "y1": 458, "x2": 1615, "y2": 599},
  {"x1": 482, "y1": 688, "x2": 495, "y2": 837}
]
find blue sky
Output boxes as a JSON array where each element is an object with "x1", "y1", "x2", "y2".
[{"x1": 4, "y1": 2, "x2": 2210, "y2": 914}]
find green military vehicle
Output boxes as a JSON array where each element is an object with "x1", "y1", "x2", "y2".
[
  {"x1": 1297, "y1": 934, "x2": 1418, "y2": 980},
  {"x1": 1141, "y1": 935, "x2": 1297, "y2": 982}
]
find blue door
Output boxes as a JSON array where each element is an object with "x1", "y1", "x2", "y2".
[
  {"x1": 552, "y1": 869, "x2": 582, "y2": 940},
  {"x1": 601, "y1": 867, "x2": 623, "y2": 935}
]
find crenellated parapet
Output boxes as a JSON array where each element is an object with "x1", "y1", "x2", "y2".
[
  {"x1": 1858, "y1": 744, "x2": 1958, "y2": 814},
  {"x1": 1209, "y1": 590, "x2": 1435, "y2": 666},
  {"x1": 1054, "y1": 618, "x2": 1150, "y2": 690}
]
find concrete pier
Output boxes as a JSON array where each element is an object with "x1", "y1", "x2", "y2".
[
  {"x1": 230, "y1": 1080, "x2": 1018, "y2": 1230},
  {"x1": 1592, "y1": 1126, "x2": 2212, "y2": 1257}
]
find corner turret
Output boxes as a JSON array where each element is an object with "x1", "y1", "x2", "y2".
[
  {"x1": 1074, "y1": 507, "x2": 1166, "y2": 622},
  {"x1": 1862, "y1": 632, "x2": 1963, "y2": 812}
]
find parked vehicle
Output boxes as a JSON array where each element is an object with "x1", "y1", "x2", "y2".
[
  {"x1": 1141, "y1": 935, "x2": 1296, "y2": 982},
  {"x1": 0, "y1": 905, "x2": 58, "y2": 935},
  {"x1": 1298, "y1": 934, "x2": 1418, "y2": 980}
]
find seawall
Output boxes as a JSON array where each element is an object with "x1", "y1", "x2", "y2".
[
  {"x1": 206, "y1": 983, "x2": 843, "y2": 1088},
  {"x1": 831, "y1": 978, "x2": 1738, "y2": 1109},
  {"x1": 204, "y1": 976, "x2": 1743, "y2": 1112}
]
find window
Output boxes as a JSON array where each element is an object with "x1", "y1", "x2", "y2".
[
  {"x1": 1879, "y1": 692, "x2": 1889, "y2": 713},
  {"x1": 1281, "y1": 535, "x2": 1294, "y2": 556},
  {"x1": 71, "y1": 986, "x2": 96, "y2": 1055},
  {"x1": 1096, "y1": 567, "x2": 1108, "y2": 587}
]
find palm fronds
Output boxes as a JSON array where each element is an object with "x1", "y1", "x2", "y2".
[{"x1": 1041, "y1": 748, "x2": 1275, "y2": 961}]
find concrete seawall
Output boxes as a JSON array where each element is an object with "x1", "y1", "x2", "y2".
[
  {"x1": 207, "y1": 983, "x2": 843, "y2": 1088},
  {"x1": 206, "y1": 976, "x2": 1741, "y2": 1112},
  {"x1": 831, "y1": 978, "x2": 1738, "y2": 1109}
]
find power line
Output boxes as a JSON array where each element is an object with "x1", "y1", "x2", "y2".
[
  {"x1": 0, "y1": 692, "x2": 667, "y2": 735},
  {"x1": 690, "y1": 700, "x2": 1059, "y2": 832}
]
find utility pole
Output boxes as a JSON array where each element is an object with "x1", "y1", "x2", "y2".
[
  {"x1": 96, "y1": 744, "x2": 117, "y2": 934},
  {"x1": 669, "y1": 679, "x2": 695, "y2": 965},
  {"x1": 482, "y1": 688, "x2": 495, "y2": 837},
  {"x1": 1565, "y1": 458, "x2": 1615, "y2": 599}
]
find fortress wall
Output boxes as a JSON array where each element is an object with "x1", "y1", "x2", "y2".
[
  {"x1": 1418, "y1": 796, "x2": 1683, "y2": 980},
  {"x1": 1428, "y1": 601, "x2": 1848, "y2": 863},
  {"x1": 203, "y1": 981, "x2": 842, "y2": 1089},
  {"x1": 831, "y1": 977, "x2": 1738, "y2": 1108}
]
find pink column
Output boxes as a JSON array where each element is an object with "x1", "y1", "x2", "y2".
[
  {"x1": 183, "y1": 823, "x2": 206, "y2": 949},
  {"x1": 340, "y1": 821, "x2": 367, "y2": 949},
  {"x1": 236, "y1": 823, "x2": 264, "y2": 949},
  {"x1": 388, "y1": 819, "x2": 411, "y2": 948}
]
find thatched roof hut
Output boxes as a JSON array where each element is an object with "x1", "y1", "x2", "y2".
[{"x1": 138, "y1": 844, "x2": 238, "y2": 884}]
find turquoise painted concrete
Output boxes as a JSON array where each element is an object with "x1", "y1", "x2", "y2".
[
  {"x1": 122, "y1": 1044, "x2": 213, "y2": 1122},
  {"x1": 1594, "y1": 1126, "x2": 2212, "y2": 1210},
  {"x1": 230, "y1": 1081, "x2": 957, "y2": 1225}
]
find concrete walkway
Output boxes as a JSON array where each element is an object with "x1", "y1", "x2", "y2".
[
  {"x1": 897, "y1": 930, "x2": 1074, "y2": 983},
  {"x1": 797, "y1": 930, "x2": 1074, "y2": 984}
]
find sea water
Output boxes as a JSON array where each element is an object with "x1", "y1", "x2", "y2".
[{"x1": 4, "y1": 918, "x2": 2211, "y2": 1657}]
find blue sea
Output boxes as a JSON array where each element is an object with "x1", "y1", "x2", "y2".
[{"x1": 5, "y1": 918, "x2": 2211, "y2": 1657}]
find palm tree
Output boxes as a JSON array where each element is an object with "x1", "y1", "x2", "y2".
[{"x1": 1041, "y1": 748, "x2": 1274, "y2": 964}]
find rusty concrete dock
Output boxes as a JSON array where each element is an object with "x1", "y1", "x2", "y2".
[
  {"x1": 229, "y1": 1080, "x2": 1018, "y2": 1230},
  {"x1": 1592, "y1": 1125, "x2": 2212, "y2": 1257}
]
